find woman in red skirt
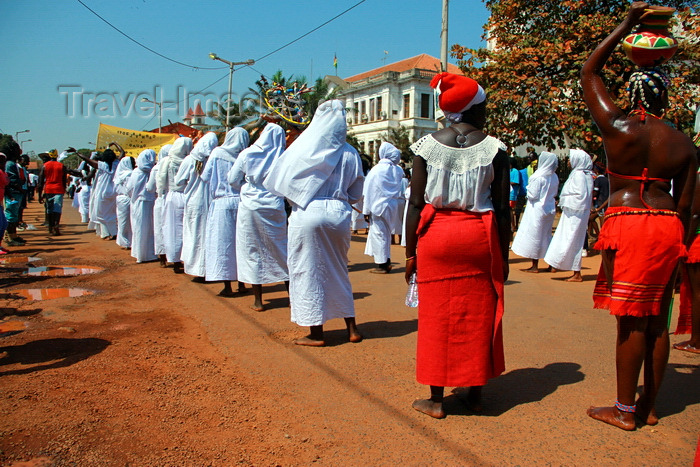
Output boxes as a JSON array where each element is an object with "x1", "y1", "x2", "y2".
[{"x1": 405, "y1": 72, "x2": 511, "y2": 419}]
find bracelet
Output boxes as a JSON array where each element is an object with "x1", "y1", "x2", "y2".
[
  {"x1": 405, "y1": 256, "x2": 416, "y2": 261},
  {"x1": 614, "y1": 400, "x2": 636, "y2": 413}
]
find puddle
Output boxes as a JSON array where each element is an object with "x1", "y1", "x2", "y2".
[
  {"x1": 11, "y1": 288, "x2": 96, "y2": 301},
  {"x1": 0, "y1": 320, "x2": 26, "y2": 337},
  {"x1": 0, "y1": 256, "x2": 42, "y2": 265},
  {"x1": 22, "y1": 266, "x2": 103, "y2": 277}
]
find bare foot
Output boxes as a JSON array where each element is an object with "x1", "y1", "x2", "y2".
[
  {"x1": 294, "y1": 336, "x2": 325, "y2": 347},
  {"x1": 218, "y1": 289, "x2": 240, "y2": 297},
  {"x1": 545, "y1": 266, "x2": 557, "y2": 273},
  {"x1": 249, "y1": 304, "x2": 265, "y2": 312},
  {"x1": 369, "y1": 268, "x2": 389, "y2": 274},
  {"x1": 348, "y1": 330, "x2": 363, "y2": 343},
  {"x1": 587, "y1": 406, "x2": 636, "y2": 431},
  {"x1": 455, "y1": 387, "x2": 482, "y2": 412},
  {"x1": 635, "y1": 398, "x2": 659, "y2": 426},
  {"x1": 564, "y1": 273, "x2": 583, "y2": 282},
  {"x1": 412, "y1": 399, "x2": 445, "y2": 419},
  {"x1": 673, "y1": 341, "x2": 700, "y2": 354},
  {"x1": 521, "y1": 266, "x2": 539, "y2": 273}
]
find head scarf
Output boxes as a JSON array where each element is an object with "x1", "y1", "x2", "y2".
[
  {"x1": 559, "y1": 149, "x2": 594, "y2": 211},
  {"x1": 114, "y1": 155, "x2": 135, "y2": 188},
  {"x1": 263, "y1": 99, "x2": 347, "y2": 208},
  {"x1": 156, "y1": 137, "x2": 192, "y2": 192},
  {"x1": 237, "y1": 123, "x2": 286, "y2": 183},
  {"x1": 157, "y1": 144, "x2": 172, "y2": 164},
  {"x1": 136, "y1": 149, "x2": 156, "y2": 173},
  {"x1": 530, "y1": 151, "x2": 559, "y2": 180},
  {"x1": 362, "y1": 142, "x2": 404, "y2": 217},
  {"x1": 189, "y1": 132, "x2": 218, "y2": 163},
  {"x1": 214, "y1": 127, "x2": 250, "y2": 163}
]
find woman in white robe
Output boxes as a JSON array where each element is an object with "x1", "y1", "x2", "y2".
[
  {"x1": 393, "y1": 173, "x2": 409, "y2": 242},
  {"x1": 544, "y1": 149, "x2": 594, "y2": 281},
  {"x1": 264, "y1": 100, "x2": 364, "y2": 346},
  {"x1": 511, "y1": 151, "x2": 560, "y2": 272},
  {"x1": 228, "y1": 123, "x2": 288, "y2": 311},
  {"x1": 86, "y1": 150, "x2": 119, "y2": 239},
  {"x1": 156, "y1": 137, "x2": 193, "y2": 273},
  {"x1": 362, "y1": 142, "x2": 404, "y2": 273},
  {"x1": 201, "y1": 128, "x2": 250, "y2": 296},
  {"x1": 127, "y1": 149, "x2": 157, "y2": 263},
  {"x1": 176, "y1": 132, "x2": 218, "y2": 279},
  {"x1": 77, "y1": 159, "x2": 92, "y2": 223},
  {"x1": 114, "y1": 155, "x2": 135, "y2": 248},
  {"x1": 147, "y1": 144, "x2": 172, "y2": 267}
]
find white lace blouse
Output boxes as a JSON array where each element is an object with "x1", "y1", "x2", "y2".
[{"x1": 409, "y1": 134, "x2": 506, "y2": 212}]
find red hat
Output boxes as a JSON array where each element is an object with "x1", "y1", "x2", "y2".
[{"x1": 430, "y1": 72, "x2": 485, "y2": 113}]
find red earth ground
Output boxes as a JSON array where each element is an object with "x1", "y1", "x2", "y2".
[{"x1": 1, "y1": 201, "x2": 698, "y2": 466}]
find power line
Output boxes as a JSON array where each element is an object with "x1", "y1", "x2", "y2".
[
  {"x1": 254, "y1": 0, "x2": 367, "y2": 63},
  {"x1": 76, "y1": 0, "x2": 227, "y2": 71}
]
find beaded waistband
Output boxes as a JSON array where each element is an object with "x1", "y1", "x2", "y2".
[{"x1": 604, "y1": 208, "x2": 679, "y2": 220}]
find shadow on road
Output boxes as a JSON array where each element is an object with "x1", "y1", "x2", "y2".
[
  {"x1": 656, "y1": 363, "x2": 700, "y2": 419},
  {"x1": 0, "y1": 337, "x2": 111, "y2": 376},
  {"x1": 446, "y1": 362, "x2": 585, "y2": 416}
]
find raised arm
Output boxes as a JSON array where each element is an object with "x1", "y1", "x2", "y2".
[
  {"x1": 581, "y1": 2, "x2": 650, "y2": 135},
  {"x1": 109, "y1": 142, "x2": 125, "y2": 158},
  {"x1": 78, "y1": 152, "x2": 99, "y2": 169}
]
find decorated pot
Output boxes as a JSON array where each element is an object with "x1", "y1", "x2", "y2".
[{"x1": 622, "y1": 7, "x2": 678, "y2": 67}]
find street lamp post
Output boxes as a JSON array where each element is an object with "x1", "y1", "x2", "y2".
[
  {"x1": 20, "y1": 139, "x2": 32, "y2": 151},
  {"x1": 209, "y1": 53, "x2": 255, "y2": 131},
  {"x1": 141, "y1": 98, "x2": 163, "y2": 133},
  {"x1": 15, "y1": 129, "x2": 29, "y2": 142}
]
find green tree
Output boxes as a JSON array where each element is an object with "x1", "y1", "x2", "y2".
[
  {"x1": 452, "y1": 0, "x2": 699, "y2": 154},
  {"x1": 207, "y1": 102, "x2": 253, "y2": 128},
  {"x1": 382, "y1": 125, "x2": 414, "y2": 163}
]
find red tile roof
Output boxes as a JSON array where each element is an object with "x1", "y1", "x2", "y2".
[
  {"x1": 344, "y1": 54, "x2": 462, "y2": 83},
  {"x1": 193, "y1": 103, "x2": 205, "y2": 116}
]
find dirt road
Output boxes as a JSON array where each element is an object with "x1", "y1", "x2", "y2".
[{"x1": 1, "y1": 201, "x2": 698, "y2": 466}]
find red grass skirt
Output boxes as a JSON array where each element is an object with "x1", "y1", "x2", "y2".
[
  {"x1": 415, "y1": 205, "x2": 505, "y2": 387},
  {"x1": 593, "y1": 207, "x2": 686, "y2": 317},
  {"x1": 676, "y1": 236, "x2": 699, "y2": 334}
]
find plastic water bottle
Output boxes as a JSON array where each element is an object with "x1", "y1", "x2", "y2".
[{"x1": 405, "y1": 273, "x2": 418, "y2": 307}]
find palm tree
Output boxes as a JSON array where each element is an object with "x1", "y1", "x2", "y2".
[
  {"x1": 383, "y1": 125, "x2": 413, "y2": 163},
  {"x1": 207, "y1": 102, "x2": 253, "y2": 129}
]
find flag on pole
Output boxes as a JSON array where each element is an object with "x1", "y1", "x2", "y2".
[{"x1": 333, "y1": 53, "x2": 338, "y2": 73}]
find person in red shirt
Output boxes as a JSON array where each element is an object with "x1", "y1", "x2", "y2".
[{"x1": 38, "y1": 149, "x2": 71, "y2": 235}]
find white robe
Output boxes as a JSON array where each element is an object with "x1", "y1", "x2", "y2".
[
  {"x1": 114, "y1": 157, "x2": 134, "y2": 248},
  {"x1": 92, "y1": 160, "x2": 118, "y2": 238},
  {"x1": 201, "y1": 128, "x2": 249, "y2": 282},
  {"x1": 350, "y1": 199, "x2": 368, "y2": 231},
  {"x1": 228, "y1": 123, "x2": 288, "y2": 285},
  {"x1": 177, "y1": 156, "x2": 210, "y2": 277},
  {"x1": 128, "y1": 150, "x2": 157, "y2": 263},
  {"x1": 544, "y1": 150, "x2": 594, "y2": 271},
  {"x1": 158, "y1": 138, "x2": 193, "y2": 263},
  {"x1": 511, "y1": 153, "x2": 559, "y2": 260},
  {"x1": 78, "y1": 181, "x2": 90, "y2": 223},
  {"x1": 264, "y1": 100, "x2": 364, "y2": 326},
  {"x1": 362, "y1": 143, "x2": 404, "y2": 264},
  {"x1": 147, "y1": 163, "x2": 165, "y2": 255}
]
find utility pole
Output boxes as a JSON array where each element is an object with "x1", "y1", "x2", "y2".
[{"x1": 441, "y1": 0, "x2": 449, "y2": 72}]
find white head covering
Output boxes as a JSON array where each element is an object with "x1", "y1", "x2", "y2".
[
  {"x1": 263, "y1": 99, "x2": 347, "y2": 208},
  {"x1": 530, "y1": 151, "x2": 559, "y2": 180},
  {"x1": 240, "y1": 123, "x2": 286, "y2": 181},
  {"x1": 189, "y1": 132, "x2": 218, "y2": 162},
  {"x1": 114, "y1": 155, "x2": 135, "y2": 187},
  {"x1": 559, "y1": 149, "x2": 594, "y2": 211},
  {"x1": 136, "y1": 149, "x2": 156, "y2": 172},
  {"x1": 57, "y1": 151, "x2": 69, "y2": 162},
  {"x1": 214, "y1": 127, "x2": 250, "y2": 163},
  {"x1": 157, "y1": 144, "x2": 172, "y2": 163},
  {"x1": 362, "y1": 142, "x2": 404, "y2": 216},
  {"x1": 156, "y1": 137, "x2": 192, "y2": 192}
]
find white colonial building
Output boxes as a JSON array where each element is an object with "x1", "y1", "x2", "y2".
[{"x1": 326, "y1": 54, "x2": 461, "y2": 161}]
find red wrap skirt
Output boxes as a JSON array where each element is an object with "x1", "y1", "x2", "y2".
[
  {"x1": 593, "y1": 206, "x2": 686, "y2": 317},
  {"x1": 415, "y1": 205, "x2": 505, "y2": 387},
  {"x1": 676, "y1": 235, "x2": 699, "y2": 334}
]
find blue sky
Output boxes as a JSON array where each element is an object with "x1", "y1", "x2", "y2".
[{"x1": 1, "y1": 0, "x2": 490, "y2": 154}]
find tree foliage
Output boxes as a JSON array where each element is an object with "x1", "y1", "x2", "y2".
[
  {"x1": 452, "y1": 0, "x2": 699, "y2": 154},
  {"x1": 382, "y1": 125, "x2": 413, "y2": 163}
]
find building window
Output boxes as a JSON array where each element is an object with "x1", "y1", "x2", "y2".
[
  {"x1": 361, "y1": 100, "x2": 367, "y2": 122},
  {"x1": 377, "y1": 96, "x2": 383, "y2": 119},
  {"x1": 402, "y1": 94, "x2": 410, "y2": 119},
  {"x1": 421, "y1": 93, "x2": 431, "y2": 119},
  {"x1": 353, "y1": 102, "x2": 359, "y2": 124},
  {"x1": 369, "y1": 98, "x2": 375, "y2": 121},
  {"x1": 368, "y1": 140, "x2": 374, "y2": 157}
]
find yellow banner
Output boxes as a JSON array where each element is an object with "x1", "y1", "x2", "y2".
[{"x1": 95, "y1": 123, "x2": 177, "y2": 159}]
